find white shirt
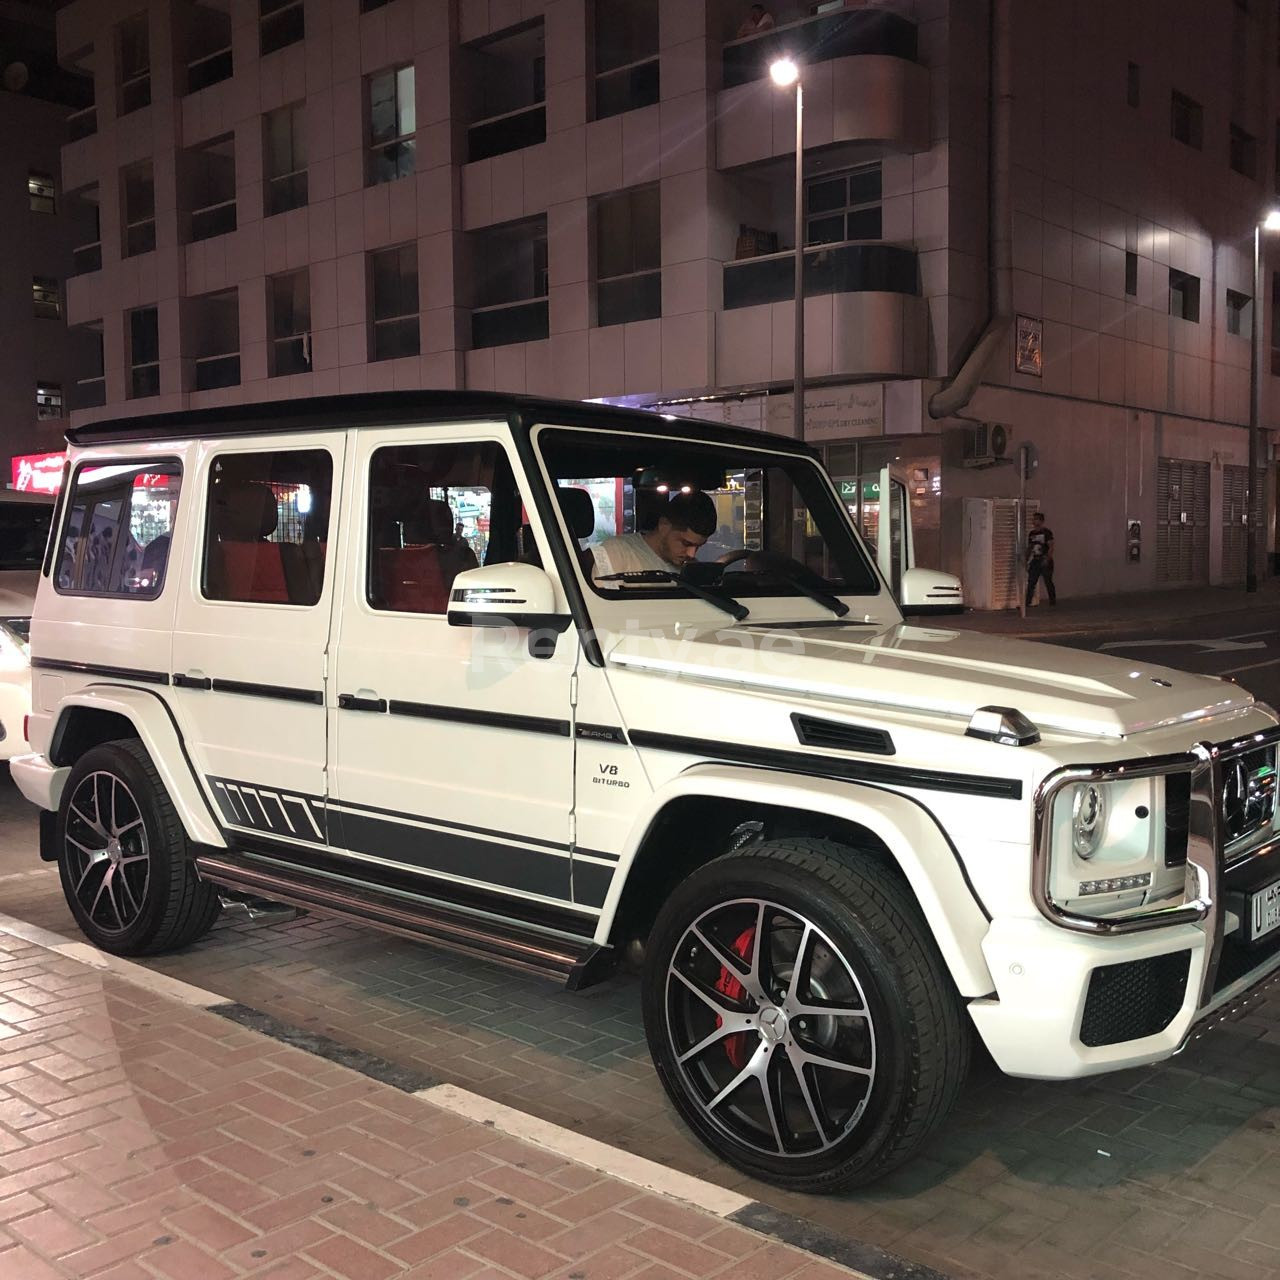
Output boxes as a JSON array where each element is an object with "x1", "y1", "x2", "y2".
[{"x1": 592, "y1": 533, "x2": 669, "y2": 579}]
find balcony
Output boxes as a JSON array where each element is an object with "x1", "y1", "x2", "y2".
[
  {"x1": 69, "y1": 376, "x2": 105, "y2": 411},
  {"x1": 190, "y1": 197, "x2": 236, "y2": 242},
  {"x1": 723, "y1": 241, "x2": 917, "y2": 309},
  {"x1": 472, "y1": 298, "x2": 549, "y2": 349},
  {"x1": 67, "y1": 104, "x2": 96, "y2": 141},
  {"x1": 72, "y1": 240, "x2": 101, "y2": 275},
  {"x1": 468, "y1": 103, "x2": 546, "y2": 163},
  {"x1": 194, "y1": 352, "x2": 240, "y2": 390},
  {"x1": 722, "y1": 8, "x2": 917, "y2": 89},
  {"x1": 188, "y1": 45, "x2": 232, "y2": 93}
]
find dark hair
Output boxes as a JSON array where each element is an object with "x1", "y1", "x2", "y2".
[
  {"x1": 661, "y1": 491, "x2": 717, "y2": 538},
  {"x1": 1033, "y1": 511, "x2": 1045, "y2": 520}
]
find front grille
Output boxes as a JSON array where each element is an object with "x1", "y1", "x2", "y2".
[
  {"x1": 1079, "y1": 950, "x2": 1191, "y2": 1047},
  {"x1": 1221, "y1": 743, "x2": 1277, "y2": 861}
]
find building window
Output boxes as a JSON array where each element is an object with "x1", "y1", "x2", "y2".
[
  {"x1": 1230, "y1": 124, "x2": 1257, "y2": 178},
  {"x1": 470, "y1": 217, "x2": 549, "y2": 349},
  {"x1": 191, "y1": 289, "x2": 241, "y2": 390},
  {"x1": 33, "y1": 277, "x2": 60, "y2": 320},
  {"x1": 369, "y1": 244, "x2": 420, "y2": 360},
  {"x1": 28, "y1": 171, "x2": 56, "y2": 214},
  {"x1": 261, "y1": 0, "x2": 304, "y2": 56},
  {"x1": 117, "y1": 13, "x2": 150, "y2": 114},
  {"x1": 1125, "y1": 251, "x2": 1138, "y2": 297},
  {"x1": 129, "y1": 306, "x2": 160, "y2": 398},
  {"x1": 265, "y1": 104, "x2": 308, "y2": 215},
  {"x1": 186, "y1": 3, "x2": 233, "y2": 93},
  {"x1": 122, "y1": 162, "x2": 155, "y2": 257},
  {"x1": 360, "y1": 0, "x2": 393, "y2": 10},
  {"x1": 368, "y1": 65, "x2": 416, "y2": 184},
  {"x1": 269, "y1": 270, "x2": 311, "y2": 375},
  {"x1": 183, "y1": 134, "x2": 237, "y2": 242},
  {"x1": 56, "y1": 461, "x2": 181, "y2": 599},
  {"x1": 36, "y1": 382, "x2": 63, "y2": 421},
  {"x1": 595, "y1": 185, "x2": 661, "y2": 327},
  {"x1": 70, "y1": 323, "x2": 106, "y2": 410},
  {"x1": 465, "y1": 22, "x2": 545, "y2": 162},
  {"x1": 203, "y1": 451, "x2": 332, "y2": 606},
  {"x1": 1126, "y1": 62, "x2": 1140, "y2": 108},
  {"x1": 594, "y1": 0, "x2": 659, "y2": 120},
  {"x1": 1227, "y1": 288, "x2": 1252, "y2": 338},
  {"x1": 1171, "y1": 91, "x2": 1203, "y2": 149},
  {"x1": 1169, "y1": 268, "x2": 1200, "y2": 323},
  {"x1": 71, "y1": 186, "x2": 101, "y2": 274},
  {"x1": 806, "y1": 164, "x2": 882, "y2": 244}
]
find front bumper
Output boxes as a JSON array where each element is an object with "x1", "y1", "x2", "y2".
[
  {"x1": 973, "y1": 724, "x2": 1280, "y2": 1078},
  {"x1": 0, "y1": 675, "x2": 31, "y2": 761}
]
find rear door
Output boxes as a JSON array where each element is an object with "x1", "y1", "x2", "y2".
[{"x1": 169, "y1": 434, "x2": 343, "y2": 846}]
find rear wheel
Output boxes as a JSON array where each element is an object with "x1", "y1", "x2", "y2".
[
  {"x1": 641, "y1": 837, "x2": 970, "y2": 1192},
  {"x1": 56, "y1": 740, "x2": 220, "y2": 955}
]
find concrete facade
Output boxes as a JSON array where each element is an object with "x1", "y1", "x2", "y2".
[{"x1": 53, "y1": 0, "x2": 1280, "y2": 598}]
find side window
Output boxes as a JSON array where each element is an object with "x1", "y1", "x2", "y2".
[
  {"x1": 367, "y1": 440, "x2": 520, "y2": 614},
  {"x1": 203, "y1": 450, "x2": 332, "y2": 606},
  {"x1": 55, "y1": 461, "x2": 181, "y2": 598}
]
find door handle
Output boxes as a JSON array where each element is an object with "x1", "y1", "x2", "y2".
[
  {"x1": 338, "y1": 693, "x2": 387, "y2": 713},
  {"x1": 173, "y1": 672, "x2": 212, "y2": 690}
]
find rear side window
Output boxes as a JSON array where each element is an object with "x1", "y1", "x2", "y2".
[
  {"x1": 55, "y1": 461, "x2": 181, "y2": 598},
  {"x1": 203, "y1": 449, "x2": 332, "y2": 605}
]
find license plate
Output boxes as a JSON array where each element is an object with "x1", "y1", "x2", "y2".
[{"x1": 1249, "y1": 877, "x2": 1280, "y2": 942}]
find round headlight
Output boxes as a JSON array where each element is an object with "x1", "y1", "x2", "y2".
[{"x1": 1072, "y1": 783, "x2": 1107, "y2": 859}]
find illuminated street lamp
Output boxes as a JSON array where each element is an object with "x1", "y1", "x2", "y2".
[
  {"x1": 1248, "y1": 208, "x2": 1280, "y2": 591},
  {"x1": 771, "y1": 56, "x2": 804, "y2": 439}
]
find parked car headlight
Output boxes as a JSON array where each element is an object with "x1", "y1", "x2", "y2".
[{"x1": 1046, "y1": 775, "x2": 1193, "y2": 920}]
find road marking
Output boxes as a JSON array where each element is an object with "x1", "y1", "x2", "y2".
[
  {"x1": 1100, "y1": 635, "x2": 1268, "y2": 654},
  {"x1": 1223, "y1": 655, "x2": 1280, "y2": 676}
]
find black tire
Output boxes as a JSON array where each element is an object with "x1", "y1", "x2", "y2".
[
  {"x1": 641, "y1": 837, "x2": 970, "y2": 1193},
  {"x1": 56, "y1": 739, "x2": 221, "y2": 955}
]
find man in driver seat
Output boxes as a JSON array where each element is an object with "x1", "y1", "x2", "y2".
[{"x1": 592, "y1": 490, "x2": 718, "y2": 576}]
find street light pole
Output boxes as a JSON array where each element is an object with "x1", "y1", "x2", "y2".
[
  {"x1": 771, "y1": 57, "x2": 804, "y2": 439},
  {"x1": 1249, "y1": 209, "x2": 1280, "y2": 592}
]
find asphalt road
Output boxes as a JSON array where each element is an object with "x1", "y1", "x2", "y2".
[{"x1": 0, "y1": 615, "x2": 1277, "y2": 1280}]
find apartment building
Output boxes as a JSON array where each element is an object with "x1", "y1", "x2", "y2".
[{"x1": 52, "y1": 0, "x2": 1278, "y2": 596}]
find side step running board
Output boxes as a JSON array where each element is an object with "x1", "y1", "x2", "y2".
[{"x1": 194, "y1": 851, "x2": 611, "y2": 987}]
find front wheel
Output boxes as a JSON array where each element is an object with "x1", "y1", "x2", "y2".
[
  {"x1": 641, "y1": 837, "x2": 970, "y2": 1192},
  {"x1": 56, "y1": 739, "x2": 220, "y2": 955}
]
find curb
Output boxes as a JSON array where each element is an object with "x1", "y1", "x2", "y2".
[{"x1": 0, "y1": 910, "x2": 952, "y2": 1280}]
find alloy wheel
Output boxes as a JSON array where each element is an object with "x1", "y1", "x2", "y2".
[
  {"x1": 664, "y1": 897, "x2": 877, "y2": 1158},
  {"x1": 63, "y1": 771, "x2": 151, "y2": 936}
]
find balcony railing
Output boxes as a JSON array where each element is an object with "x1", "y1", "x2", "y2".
[
  {"x1": 120, "y1": 69, "x2": 151, "y2": 114},
  {"x1": 190, "y1": 198, "x2": 237, "y2": 242},
  {"x1": 187, "y1": 45, "x2": 233, "y2": 94},
  {"x1": 468, "y1": 102, "x2": 546, "y2": 163},
  {"x1": 595, "y1": 56, "x2": 659, "y2": 120},
  {"x1": 72, "y1": 240, "x2": 102, "y2": 275},
  {"x1": 130, "y1": 363, "x2": 160, "y2": 398},
  {"x1": 70, "y1": 376, "x2": 106, "y2": 411},
  {"x1": 194, "y1": 352, "x2": 240, "y2": 390},
  {"x1": 597, "y1": 269, "x2": 661, "y2": 327},
  {"x1": 67, "y1": 105, "x2": 97, "y2": 141},
  {"x1": 125, "y1": 217, "x2": 155, "y2": 257},
  {"x1": 471, "y1": 298, "x2": 549, "y2": 349},
  {"x1": 723, "y1": 241, "x2": 918, "y2": 310},
  {"x1": 722, "y1": 8, "x2": 918, "y2": 90},
  {"x1": 267, "y1": 169, "x2": 308, "y2": 216},
  {"x1": 272, "y1": 333, "x2": 312, "y2": 376}
]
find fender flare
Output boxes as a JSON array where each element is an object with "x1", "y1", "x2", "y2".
[
  {"x1": 601, "y1": 763, "x2": 994, "y2": 998},
  {"x1": 51, "y1": 685, "x2": 227, "y2": 849}
]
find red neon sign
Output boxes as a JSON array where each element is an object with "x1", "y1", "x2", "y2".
[{"x1": 11, "y1": 451, "x2": 65, "y2": 494}]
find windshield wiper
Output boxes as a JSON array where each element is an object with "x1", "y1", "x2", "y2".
[
  {"x1": 726, "y1": 551, "x2": 849, "y2": 617},
  {"x1": 595, "y1": 570, "x2": 750, "y2": 622}
]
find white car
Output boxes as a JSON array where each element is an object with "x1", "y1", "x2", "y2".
[
  {"x1": 0, "y1": 489, "x2": 55, "y2": 760},
  {"x1": 10, "y1": 393, "x2": 1280, "y2": 1192}
]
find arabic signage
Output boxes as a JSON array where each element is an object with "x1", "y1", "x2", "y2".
[{"x1": 11, "y1": 451, "x2": 65, "y2": 494}]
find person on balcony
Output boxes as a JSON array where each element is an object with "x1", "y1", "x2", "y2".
[{"x1": 736, "y1": 4, "x2": 777, "y2": 37}]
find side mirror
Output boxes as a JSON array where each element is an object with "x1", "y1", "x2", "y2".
[
  {"x1": 447, "y1": 563, "x2": 572, "y2": 658},
  {"x1": 899, "y1": 567, "x2": 964, "y2": 616}
]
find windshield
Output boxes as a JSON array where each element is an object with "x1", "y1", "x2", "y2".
[
  {"x1": 537, "y1": 428, "x2": 881, "y2": 604},
  {"x1": 0, "y1": 500, "x2": 53, "y2": 572}
]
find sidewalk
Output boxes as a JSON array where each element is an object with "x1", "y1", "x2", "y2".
[
  {"x1": 945, "y1": 577, "x2": 1280, "y2": 640},
  {"x1": 0, "y1": 929, "x2": 865, "y2": 1280}
]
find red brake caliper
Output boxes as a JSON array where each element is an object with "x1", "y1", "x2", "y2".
[{"x1": 714, "y1": 926, "x2": 757, "y2": 1069}]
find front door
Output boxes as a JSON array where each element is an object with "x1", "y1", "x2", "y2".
[
  {"x1": 170, "y1": 435, "x2": 343, "y2": 845},
  {"x1": 327, "y1": 425, "x2": 589, "y2": 933}
]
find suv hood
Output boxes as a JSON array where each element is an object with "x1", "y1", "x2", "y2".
[
  {"x1": 0, "y1": 571, "x2": 37, "y2": 617},
  {"x1": 606, "y1": 621, "x2": 1252, "y2": 739}
]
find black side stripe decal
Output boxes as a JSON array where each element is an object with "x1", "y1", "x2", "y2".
[
  {"x1": 210, "y1": 679, "x2": 324, "y2": 705},
  {"x1": 32, "y1": 657, "x2": 170, "y2": 685},
  {"x1": 628, "y1": 730, "x2": 1023, "y2": 800},
  {"x1": 387, "y1": 701, "x2": 570, "y2": 737}
]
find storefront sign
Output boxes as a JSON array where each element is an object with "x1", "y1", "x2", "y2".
[
  {"x1": 11, "y1": 451, "x2": 65, "y2": 493},
  {"x1": 839, "y1": 480, "x2": 881, "y2": 501}
]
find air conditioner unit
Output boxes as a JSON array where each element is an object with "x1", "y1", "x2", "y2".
[
  {"x1": 961, "y1": 422, "x2": 1009, "y2": 469},
  {"x1": 962, "y1": 496, "x2": 1037, "y2": 610}
]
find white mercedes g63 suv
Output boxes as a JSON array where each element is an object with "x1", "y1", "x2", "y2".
[{"x1": 12, "y1": 392, "x2": 1280, "y2": 1193}]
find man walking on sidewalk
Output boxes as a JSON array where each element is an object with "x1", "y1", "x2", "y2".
[{"x1": 1026, "y1": 510, "x2": 1056, "y2": 607}]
